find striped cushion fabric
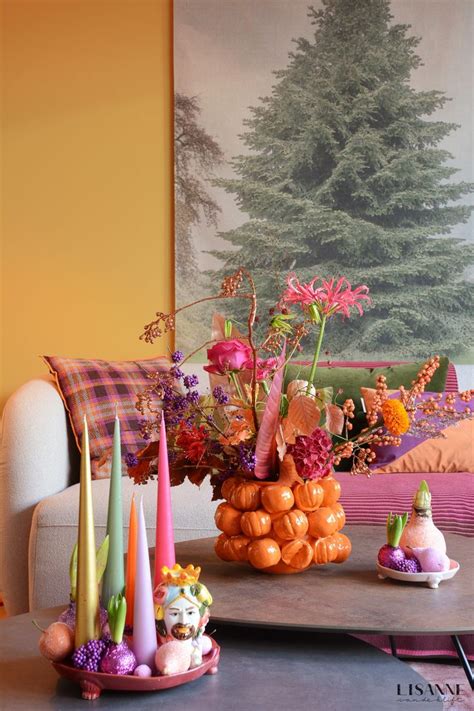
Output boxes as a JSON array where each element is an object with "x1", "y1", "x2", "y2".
[{"x1": 43, "y1": 355, "x2": 169, "y2": 479}]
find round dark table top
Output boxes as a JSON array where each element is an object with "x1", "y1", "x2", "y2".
[
  {"x1": 172, "y1": 525, "x2": 474, "y2": 636},
  {"x1": 0, "y1": 607, "x2": 443, "y2": 710}
]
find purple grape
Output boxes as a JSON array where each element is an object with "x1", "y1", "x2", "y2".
[
  {"x1": 72, "y1": 638, "x2": 108, "y2": 672},
  {"x1": 396, "y1": 557, "x2": 422, "y2": 573}
]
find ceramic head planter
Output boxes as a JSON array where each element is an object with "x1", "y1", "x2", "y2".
[{"x1": 153, "y1": 564, "x2": 213, "y2": 667}]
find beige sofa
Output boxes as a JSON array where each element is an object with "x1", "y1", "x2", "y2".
[{"x1": 0, "y1": 376, "x2": 218, "y2": 616}]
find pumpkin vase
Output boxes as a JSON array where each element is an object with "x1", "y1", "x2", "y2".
[{"x1": 214, "y1": 455, "x2": 351, "y2": 574}]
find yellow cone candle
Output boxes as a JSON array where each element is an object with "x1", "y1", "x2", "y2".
[{"x1": 75, "y1": 416, "x2": 100, "y2": 648}]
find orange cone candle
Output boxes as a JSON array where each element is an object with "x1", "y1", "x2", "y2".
[{"x1": 125, "y1": 494, "x2": 137, "y2": 629}]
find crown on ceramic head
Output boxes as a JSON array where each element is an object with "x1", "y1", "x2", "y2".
[{"x1": 160, "y1": 563, "x2": 201, "y2": 586}]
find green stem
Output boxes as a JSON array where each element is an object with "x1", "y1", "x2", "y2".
[
  {"x1": 306, "y1": 316, "x2": 327, "y2": 395},
  {"x1": 230, "y1": 372, "x2": 246, "y2": 403}
]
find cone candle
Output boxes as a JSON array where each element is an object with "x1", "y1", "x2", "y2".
[
  {"x1": 75, "y1": 417, "x2": 100, "y2": 648},
  {"x1": 102, "y1": 413, "x2": 125, "y2": 606},
  {"x1": 125, "y1": 494, "x2": 137, "y2": 629},
  {"x1": 154, "y1": 412, "x2": 176, "y2": 587},
  {"x1": 132, "y1": 499, "x2": 157, "y2": 667}
]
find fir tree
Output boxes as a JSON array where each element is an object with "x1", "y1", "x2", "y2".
[{"x1": 212, "y1": 0, "x2": 474, "y2": 358}]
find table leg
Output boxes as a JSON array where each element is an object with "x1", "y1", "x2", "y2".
[
  {"x1": 389, "y1": 635, "x2": 397, "y2": 658},
  {"x1": 451, "y1": 635, "x2": 474, "y2": 690}
]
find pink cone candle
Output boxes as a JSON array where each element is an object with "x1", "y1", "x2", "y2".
[
  {"x1": 154, "y1": 412, "x2": 176, "y2": 587},
  {"x1": 125, "y1": 494, "x2": 137, "y2": 629},
  {"x1": 132, "y1": 499, "x2": 157, "y2": 667},
  {"x1": 75, "y1": 416, "x2": 100, "y2": 648}
]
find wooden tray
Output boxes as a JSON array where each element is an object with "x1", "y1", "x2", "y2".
[{"x1": 52, "y1": 639, "x2": 220, "y2": 700}]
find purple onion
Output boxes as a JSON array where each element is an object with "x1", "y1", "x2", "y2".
[
  {"x1": 377, "y1": 544, "x2": 406, "y2": 570},
  {"x1": 99, "y1": 641, "x2": 137, "y2": 675}
]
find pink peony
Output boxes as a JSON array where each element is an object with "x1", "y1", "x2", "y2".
[
  {"x1": 288, "y1": 427, "x2": 334, "y2": 479},
  {"x1": 204, "y1": 339, "x2": 252, "y2": 375},
  {"x1": 244, "y1": 356, "x2": 279, "y2": 381}
]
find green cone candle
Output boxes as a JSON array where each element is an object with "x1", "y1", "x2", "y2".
[{"x1": 101, "y1": 412, "x2": 125, "y2": 606}]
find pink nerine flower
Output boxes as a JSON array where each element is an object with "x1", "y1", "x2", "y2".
[
  {"x1": 244, "y1": 356, "x2": 279, "y2": 381},
  {"x1": 204, "y1": 339, "x2": 252, "y2": 375},
  {"x1": 282, "y1": 273, "x2": 370, "y2": 318},
  {"x1": 288, "y1": 427, "x2": 334, "y2": 479}
]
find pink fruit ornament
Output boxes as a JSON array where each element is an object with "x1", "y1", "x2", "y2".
[
  {"x1": 200, "y1": 635, "x2": 213, "y2": 656},
  {"x1": 155, "y1": 640, "x2": 192, "y2": 675},
  {"x1": 35, "y1": 621, "x2": 75, "y2": 662},
  {"x1": 410, "y1": 547, "x2": 450, "y2": 573}
]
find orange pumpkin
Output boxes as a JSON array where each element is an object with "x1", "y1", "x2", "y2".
[
  {"x1": 307, "y1": 506, "x2": 338, "y2": 538},
  {"x1": 241, "y1": 509, "x2": 272, "y2": 538},
  {"x1": 247, "y1": 538, "x2": 281, "y2": 569},
  {"x1": 221, "y1": 476, "x2": 240, "y2": 501},
  {"x1": 281, "y1": 539, "x2": 313, "y2": 569},
  {"x1": 214, "y1": 533, "x2": 233, "y2": 561},
  {"x1": 230, "y1": 481, "x2": 261, "y2": 511},
  {"x1": 261, "y1": 484, "x2": 294, "y2": 514},
  {"x1": 331, "y1": 532, "x2": 352, "y2": 563},
  {"x1": 214, "y1": 502, "x2": 242, "y2": 536},
  {"x1": 313, "y1": 535, "x2": 338, "y2": 565},
  {"x1": 319, "y1": 476, "x2": 341, "y2": 506},
  {"x1": 293, "y1": 481, "x2": 324, "y2": 512},
  {"x1": 331, "y1": 502, "x2": 346, "y2": 531},
  {"x1": 225, "y1": 535, "x2": 252, "y2": 562},
  {"x1": 272, "y1": 509, "x2": 308, "y2": 540}
]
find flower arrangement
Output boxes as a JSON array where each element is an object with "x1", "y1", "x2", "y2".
[{"x1": 127, "y1": 268, "x2": 472, "y2": 498}]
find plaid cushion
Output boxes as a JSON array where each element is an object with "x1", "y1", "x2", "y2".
[{"x1": 43, "y1": 355, "x2": 169, "y2": 479}]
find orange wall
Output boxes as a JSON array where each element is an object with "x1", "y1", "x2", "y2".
[{"x1": 1, "y1": 0, "x2": 174, "y2": 410}]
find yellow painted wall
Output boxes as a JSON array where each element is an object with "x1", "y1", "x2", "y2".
[{"x1": 1, "y1": 0, "x2": 174, "y2": 410}]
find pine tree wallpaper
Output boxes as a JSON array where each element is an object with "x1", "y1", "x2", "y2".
[{"x1": 174, "y1": 0, "x2": 473, "y2": 370}]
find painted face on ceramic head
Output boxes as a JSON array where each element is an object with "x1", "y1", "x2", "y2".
[
  {"x1": 163, "y1": 595, "x2": 201, "y2": 641},
  {"x1": 154, "y1": 564, "x2": 213, "y2": 644}
]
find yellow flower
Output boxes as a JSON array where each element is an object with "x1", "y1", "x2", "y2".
[{"x1": 381, "y1": 400, "x2": 410, "y2": 435}]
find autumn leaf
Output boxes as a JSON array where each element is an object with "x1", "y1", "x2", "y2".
[
  {"x1": 286, "y1": 395, "x2": 321, "y2": 436},
  {"x1": 325, "y1": 403, "x2": 345, "y2": 435},
  {"x1": 276, "y1": 424, "x2": 287, "y2": 461}
]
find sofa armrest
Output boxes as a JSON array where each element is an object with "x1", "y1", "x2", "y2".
[{"x1": 0, "y1": 378, "x2": 79, "y2": 615}]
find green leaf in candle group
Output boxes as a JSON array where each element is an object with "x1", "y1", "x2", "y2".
[
  {"x1": 107, "y1": 593, "x2": 127, "y2": 644},
  {"x1": 96, "y1": 535, "x2": 110, "y2": 584},
  {"x1": 69, "y1": 543, "x2": 78, "y2": 602}
]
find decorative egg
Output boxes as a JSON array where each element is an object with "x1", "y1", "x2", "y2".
[
  {"x1": 214, "y1": 502, "x2": 242, "y2": 536},
  {"x1": 272, "y1": 509, "x2": 308, "y2": 540},
  {"x1": 134, "y1": 664, "x2": 152, "y2": 677},
  {"x1": 319, "y1": 476, "x2": 341, "y2": 506},
  {"x1": 247, "y1": 538, "x2": 281, "y2": 569},
  {"x1": 307, "y1": 507, "x2": 338, "y2": 538},
  {"x1": 293, "y1": 481, "x2": 324, "y2": 512},
  {"x1": 261, "y1": 485, "x2": 294, "y2": 514},
  {"x1": 37, "y1": 621, "x2": 74, "y2": 662},
  {"x1": 240, "y1": 509, "x2": 272, "y2": 538},
  {"x1": 155, "y1": 641, "x2": 192, "y2": 676}
]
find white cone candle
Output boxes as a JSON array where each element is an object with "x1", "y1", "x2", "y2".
[{"x1": 132, "y1": 498, "x2": 157, "y2": 667}]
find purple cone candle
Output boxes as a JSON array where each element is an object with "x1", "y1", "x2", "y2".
[
  {"x1": 132, "y1": 499, "x2": 157, "y2": 667},
  {"x1": 154, "y1": 411, "x2": 176, "y2": 587},
  {"x1": 75, "y1": 416, "x2": 100, "y2": 648}
]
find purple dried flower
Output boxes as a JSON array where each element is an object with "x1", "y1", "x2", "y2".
[
  {"x1": 183, "y1": 374, "x2": 199, "y2": 389},
  {"x1": 186, "y1": 390, "x2": 200, "y2": 404},
  {"x1": 125, "y1": 452, "x2": 139, "y2": 468},
  {"x1": 171, "y1": 350, "x2": 184, "y2": 363},
  {"x1": 170, "y1": 366, "x2": 184, "y2": 379},
  {"x1": 238, "y1": 443, "x2": 256, "y2": 472},
  {"x1": 212, "y1": 386, "x2": 229, "y2": 405}
]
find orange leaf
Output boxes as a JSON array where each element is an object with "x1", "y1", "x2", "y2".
[
  {"x1": 286, "y1": 396, "x2": 321, "y2": 436},
  {"x1": 325, "y1": 404, "x2": 345, "y2": 435}
]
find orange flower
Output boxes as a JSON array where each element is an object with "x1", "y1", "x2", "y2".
[{"x1": 381, "y1": 400, "x2": 410, "y2": 436}]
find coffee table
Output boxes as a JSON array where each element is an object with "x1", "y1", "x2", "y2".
[
  {"x1": 0, "y1": 607, "x2": 443, "y2": 709},
  {"x1": 170, "y1": 525, "x2": 474, "y2": 687}
]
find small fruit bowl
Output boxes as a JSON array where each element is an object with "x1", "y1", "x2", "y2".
[
  {"x1": 52, "y1": 639, "x2": 220, "y2": 700},
  {"x1": 376, "y1": 559, "x2": 460, "y2": 589}
]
